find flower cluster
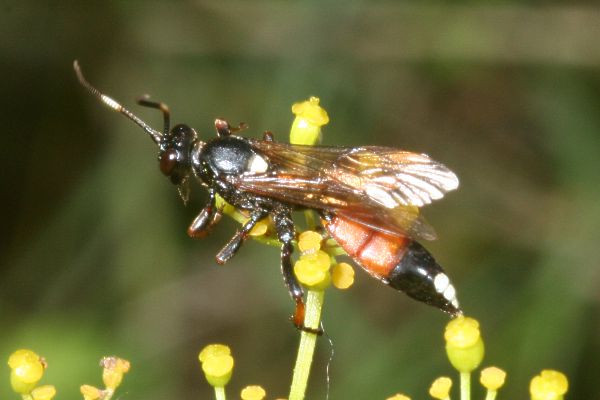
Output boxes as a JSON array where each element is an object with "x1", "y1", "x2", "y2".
[
  {"x1": 199, "y1": 344, "x2": 279, "y2": 400},
  {"x1": 293, "y1": 230, "x2": 355, "y2": 291},
  {"x1": 385, "y1": 316, "x2": 568, "y2": 400},
  {"x1": 197, "y1": 317, "x2": 570, "y2": 400},
  {"x1": 7, "y1": 350, "x2": 131, "y2": 400}
]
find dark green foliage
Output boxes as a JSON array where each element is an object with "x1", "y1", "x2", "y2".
[{"x1": 1, "y1": 2, "x2": 598, "y2": 398}]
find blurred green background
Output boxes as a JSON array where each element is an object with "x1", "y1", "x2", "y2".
[{"x1": 2, "y1": 1, "x2": 599, "y2": 399}]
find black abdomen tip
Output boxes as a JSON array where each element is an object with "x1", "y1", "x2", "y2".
[{"x1": 387, "y1": 241, "x2": 461, "y2": 316}]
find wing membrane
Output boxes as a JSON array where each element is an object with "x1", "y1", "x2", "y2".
[
  {"x1": 331, "y1": 147, "x2": 459, "y2": 207},
  {"x1": 237, "y1": 138, "x2": 458, "y2": 240}
]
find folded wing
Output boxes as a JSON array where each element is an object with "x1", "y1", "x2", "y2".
[{"x1": 236, "y1": 139, "x2": 459, "y2": 241}]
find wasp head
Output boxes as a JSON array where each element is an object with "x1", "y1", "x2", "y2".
[
  {"x1": 158, "y1": 124, "x2": 198, "y2": 184},
  {"x1": 73, "y1": 61, "x2": 204, "y2": 203}
]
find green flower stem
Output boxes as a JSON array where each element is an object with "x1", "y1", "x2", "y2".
[
  {"x1": 214, "y1": 386, "x2": 226, "y2": 400},
  {"x1": 289, "y1": 290, "x2": 325, "y2": 400},
  {"x1": 252, "y1": 235, "x2": 288, "y2": 247},
  {"x1": 324, "y1": 241, "x2": 347, "y2": 256},
  {"x1": 484, "y1": 390, "x2": 497, "y2": 400},
  {"x1": 460, "y1": 372, "x2": 471, "y2": 400}
]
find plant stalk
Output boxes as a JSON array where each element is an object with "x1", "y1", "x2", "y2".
[
  {"x1": 289, "y1": 290, "x2": 325, "y2": 400},
  {"x1": 484, "y1": 389, "x2": 497, "y2": 400},
  {"x1": 214, "y1": 385, "x2": 226, "y2": 400},
  {"x1": 460, "y1": 372, "x2": 471, "y2": 400}
]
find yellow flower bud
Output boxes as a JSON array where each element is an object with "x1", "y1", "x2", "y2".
[
  {"x1": 199, "y1": 344, "x2": 234, "y2": 388},
  {"x1": 307, "y1": 250, "x2": 330, "y2": 270},
  {"x1": 249, "y1": 219, "x2": 269, "y2": 237},
  {"x1": 444, "y1": 316, "x2": 485, "y2": 372},
  {"x1": 386, "y1": 394, "x2": 411, "y2": 400},
  {"x1": 292, "y1": 97, "x2": 329, "y2": 126},
  {"x1": 529, "y1": 370, "x2": 568, "y2": 400},
  {"x1": 480, "y1": 366, "x2": 506, "y2": 391},
  {"x1": 198, "y1": 344, "x2": 232, "y2": 363},
  {"x1": 100, "y1": 356, "x2": 130, "y2": 374},
  {"x1": 290, "y1": 97, "x2": 329, "y2": 145},
  {"x1": 100, "y1": 356, "x2": 130, "y2": 389},
  {"x1": 240, "y1": 385, "x2": 267, "y2": 400},
  {"x1": 294, "y1": 260, "x2": 330, "y2": 289},
  {"x1": 31, "y1": 385, "x2": 57, "y2": 400},
  {"x1": 102, "y1": 369, "x2": 123, "y2": 390},
  {"x1": 8, "y1": 349, "x2": 44, "y2": 370},
  {"x1": 294, "y1": 251, "x2": 332, "y2": 289},
  {"x1": 298, "y1": 230, "x2": 323, "y2": 253},
  {"x1": 445, "y1": 316, "x2": 480, "y2": 347},
  {"x1": 201, "y1": 354, "x2": 234, "y2": 387},
  {"x1": 429, "y1": 376, "x2": 452, "y2": 399},
  {"x1": 80, "y1": 385, "x2": 102, "y2": 400},
  {"x1": 8, "y1": 349, "x2": 46, "y2": 394},
  {"x1": 331, "y1": 262, "x2": 355, "y2": 289}
]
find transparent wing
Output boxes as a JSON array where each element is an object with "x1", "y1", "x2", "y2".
[
  {"x1": 334, "y1": 148, "x2": 459, "y2": 207},
  {"x1": 236, "y1": 138, "x2": 459, "y2": 240}
]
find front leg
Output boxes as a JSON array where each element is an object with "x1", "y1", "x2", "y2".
[
  {"x1": 215, "y1": 208, "x2": 268, "y2": 264},
  {"x1": 187, "y1": 189, "x2": 222, "y2": 238}
]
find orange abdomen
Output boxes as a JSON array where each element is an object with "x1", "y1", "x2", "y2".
[
  {"x1": 323, "y1": 214, "x2": 461, "y2": 315},
  {"x1": 324, "y1": 215, "x2": 410, "y2": 282}
]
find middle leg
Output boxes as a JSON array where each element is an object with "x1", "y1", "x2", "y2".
[{"x1": 215, "y1": 208, "x2": 268, "y2": 264}]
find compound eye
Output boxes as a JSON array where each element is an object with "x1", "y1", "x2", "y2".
[{"x1": 160, "y1": 149, "x2": 178, "y2": 176}]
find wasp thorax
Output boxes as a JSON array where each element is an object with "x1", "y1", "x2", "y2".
[{"x1": 159, "y1": 124, "x2": 198, "y2": 185}]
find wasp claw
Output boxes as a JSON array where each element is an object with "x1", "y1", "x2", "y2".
[{"x1": 289, "y1": 316, "x2": 323, "y2": 335}]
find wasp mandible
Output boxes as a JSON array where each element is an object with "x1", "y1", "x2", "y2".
[{"x1": 74, "y1": 61, "x2": 461, "y2": 331}]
